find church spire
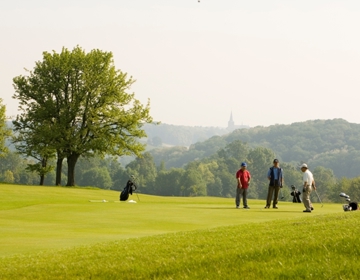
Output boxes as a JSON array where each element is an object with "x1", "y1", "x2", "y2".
[{"x1": 228, "y1": 111, "x2": 235, "y2": 130}]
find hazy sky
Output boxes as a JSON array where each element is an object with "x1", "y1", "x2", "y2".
[{"x1": 1, "y1": 0, "x2": 360, "y2": 127}]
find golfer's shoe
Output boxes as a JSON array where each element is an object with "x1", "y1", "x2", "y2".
[
  {"x1": 243, "y1": 206, "x2": 250, "y2": 209},
  {"x1": 264, "y1": 206, "x2": 270, "y2": 209},
  {"x1": 236, "y1": 205, "x2": 240, "y2": 209},
  {"x1": 273, "y1": 206, "x2": 278, "y2": 209},
  {"x1": 303, "y1": 210, "x2": 311, "y2": 213}
]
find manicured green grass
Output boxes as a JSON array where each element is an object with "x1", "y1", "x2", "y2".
[{"x1": 0, "y1": 183, "x2": 356, "y2": 279}]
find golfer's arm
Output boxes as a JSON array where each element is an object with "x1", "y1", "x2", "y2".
[{"x1": 312, "y1": 180, "x2": 316, "y2": 189}]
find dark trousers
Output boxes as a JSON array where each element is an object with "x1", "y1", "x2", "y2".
[
  {"x1": 235, "y1": 188, "x2": 248, "y2": 207},
  {"x1": 266, "y1": 180, "x2": 280, "y2": 207}
]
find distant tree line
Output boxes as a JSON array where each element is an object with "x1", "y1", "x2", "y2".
[
  {"x1": 1, "y1": 137, "x2": 360, "y2": 203},
  {"x1": 147, "y1": 119, "x2": 360, "y2": 179}
]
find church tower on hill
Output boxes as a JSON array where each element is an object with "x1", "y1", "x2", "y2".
[
  {"x1": 228, "y1": 112, "x2": 235, "y2": 130},
  {"x1": 227, "y1": 112, "x2": 249, "y2": 131}
]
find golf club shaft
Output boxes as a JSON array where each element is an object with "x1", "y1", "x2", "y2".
[
  {"x1": 314, "y1": 190, "x2": 323, "y2": 207},
  {"x1": 280, "y1": 188, "x2": 284, "y2": 199}
]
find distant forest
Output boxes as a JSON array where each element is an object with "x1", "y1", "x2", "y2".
[
  {"x1": 2, "y1": 118, "x2": 360, "y2": 202},
  {"x1": 148, "y1": 119, "x2": 360, "y2": 179}
]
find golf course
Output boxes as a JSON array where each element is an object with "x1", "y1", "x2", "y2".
[{"x1": 1, "y1": 183, "x2": 359, "y2": 279}]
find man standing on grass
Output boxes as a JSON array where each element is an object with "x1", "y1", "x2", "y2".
[
  {"x1": 235, "y1": 162, "x2": 251, "y2": 209},
  {"x1": 301, "y1": 163, "x2": 316, "y2": 213},
  {"x1": 265, "y1": 159, "x2": 283, "y2": 209}
]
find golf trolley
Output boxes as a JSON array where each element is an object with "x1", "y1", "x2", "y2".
[
  {"x1": 120, "y1": 175, "x2": 140, "y2": 201},
  {"x1": 339, "y1": 193, "x2": 358, "y2": 211}
]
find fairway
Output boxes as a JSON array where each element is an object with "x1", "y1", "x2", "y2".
[
  {"x1": 1, "y1": 184, "x2": 360, "y2": 280},
  {"x1": 0, "y1": 184, "x2": 341, "y2": 257}
]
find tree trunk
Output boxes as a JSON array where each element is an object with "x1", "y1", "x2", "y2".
[
  {"x1": 40, "y1": 175, "x2": 45, "y2": 186},
  {"x1": 56, "y1": 156, "x2": 64, "y2": 186},
  {"x1": 39, "y1": 157, "x2": 47, "y2": 186},
  {"x1": 66, "y1": 153, "x2": 80, "y2": 186}
]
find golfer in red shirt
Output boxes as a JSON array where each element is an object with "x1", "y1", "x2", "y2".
[{"x1": 235, "y1": 162, "x2": 251, "y2": 209}]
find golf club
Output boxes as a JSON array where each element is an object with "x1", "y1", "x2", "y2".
[
  {"x1": 314, "y1": 190, "x2": 323, "y2": 207},
  {"x1": 279, "y1": 188, "x2": 284, "y2": 200},
  {"x1": 131, "y1": 175, "x2": 141, "y2": 202}
]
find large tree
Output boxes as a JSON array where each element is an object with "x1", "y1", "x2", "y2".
[{"x1": 13, "y1": 46, "x2": 153, "y2": 186}]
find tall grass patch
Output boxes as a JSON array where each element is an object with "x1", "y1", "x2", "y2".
[{"x1": 1, "y1": 212, "x2": 359, "y2": 279}]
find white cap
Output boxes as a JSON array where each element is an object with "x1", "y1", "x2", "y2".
[{"x1": 300, "y1": 163, "x2": 308, "y2": 169}]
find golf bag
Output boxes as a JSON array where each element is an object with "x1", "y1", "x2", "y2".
[
  {"x1": 290, "y1": 185, "x2": 301, "y2": 203},
  {"x1": 339, "y1": 192, "x2": 358, "y2": 211},
  {"x1": 120, "y1": 180, "x2": 137, "y2": 201}
]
